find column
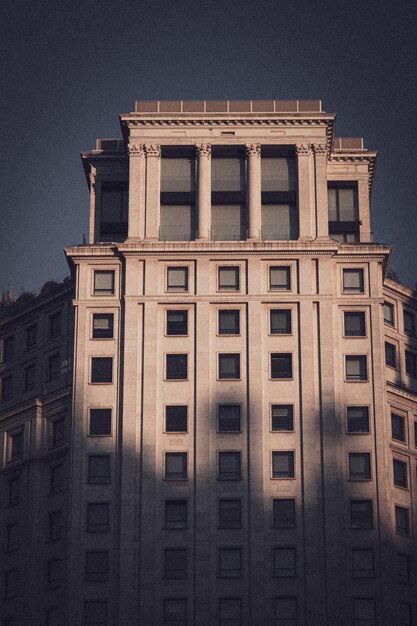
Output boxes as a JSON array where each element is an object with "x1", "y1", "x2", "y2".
[
  {"x1": 196, "y1": 144, "x2": 211, "y2": 240},
  {"x1": 358, "y1": 177, "x2": 372, "y2": 242},
  {"x1": 127, "y1": 143, "x2": 146, "y2": 240},
  {"x1": 144, "y1": 144, "x2": 160, "y2": 239},
  {"x1": 88, "y1": 172, "x2": 101, "y2": 244},
  {"x1": 296, "y1": 144, "x2": 314, "y2": 240},
  {"x1": 312, "y1": 143, "x2": 329, "y2": 238},
  {"x1": 246, "y1": 143, "x2": 261, "y2": 240}
]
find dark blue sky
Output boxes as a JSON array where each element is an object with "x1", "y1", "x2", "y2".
[{"x1": 1, "y1": 0, "x2": 417, "y2": 294}]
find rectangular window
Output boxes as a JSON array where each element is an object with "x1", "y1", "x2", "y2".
[
  {"x1": 47, "y1": 353, "x2": 61, "y2": 381},
  {"x1": 271, "y1": 405, "x2": 294, "y2": 431},
  {"x1": 166, "y1": 310, "x2": 188, "y2": 336},
  {"x1": 218, "y1": 266, "x2": 240, "y2": 291},
  {"x1": 274, "y1": 597, "x2": 297, "y2": 626},
  {"x1": 395, "y1": 506, "x2": 409, "y2": 535},
  {"x1": 344, "y1": 312, "x2": 366, "y2": 337},
  {"x1": 160, "y1": 205, "x2": 196, "y2": 241},
  {"x1": 167, "y1": 267, "x2": 188, "y2": 292},
  {"x1": 262, "y1": 156, "x2": 296, "y2": 192},
  {"x1": 87, "y1": 502, "x2": 110, "y2": 533},
  {"x1": 47, "y1": 559, "x2": 61, "y2": 589},
  {"x1": 271, "y1": 353, "x2": 292, "y2": 379},
  {"x1": 219, "y1": 499, "x2": 241, "y2": 529},
  {"x1": 163, "y1": 599, "x2": 187, "y2": 626},
  {"x1": 161, "y1": 155, "x2": 195, "y2": 192},
  {"x1": 405, "y1": 350, "x2": 417, "y2": 377},
  {"x1": 8, "y1": 430, "x2": 23, "y2": 463},
  {"x1": 398, "y1": 553, "x2": 411, "y2": 584},
  {"x1": 165, "y1": 453, "x2": 187, "y2": 480},
  {"x1": 347, "y1": 406, "x2": 369, "y2": 433},
  {"x1": 51, "y1": 418, "x2": 65, "y2": 448},
  {"x1": 391, "y1": 413, "x2": 405, "y2": 442},
  {"x1": 273, "y1": 547, "x2": 296, "y2": 577},
  {"x1": 270, "y1": 309, "x2": 291, "y2": 335},
  {"x1": 218, "y1": 405, "x2": 241, "y2": 432},
  {"x1": 88, "y1": 455, "x2": 111, "y2": 484},
  {"x1": 393, "y1": 459, "x2": 408, "y2": 488},
  {"x1": 218, "y1": 354, "x2": 240, "y2": 379},
  {"x1": 49, "y1": 312, "x2": 61, "y2": 339},
  {"x1": 92, "y1": 314, "x2": 114, "y2": 339},
  {"x1": 85, "y1": 551, "x2": 108, "y2": 582},
  {"x1": 50, "y1": 464, "x2": 64, "y2": 494},
  {"x1": 272, "y1": 451, "x2": 295, "y2": 478},
  {"x1": 2, "y1": 375, "x2": 13, "y2": 401},
  {"x1": 404, "y1": 309, "x2": 415, "y2": 336},
  {"x1": 261, "y1": 154, "x2": 298, "y2": 241},
  {"x1": 160, "y1": 155, "x2": 197, "y2": 238},
  {"x1": 350, "y1": 500, "x2": 373, "y2": 529},
  {"x1": 6, "y1": 523, "x2": 19, "y2": 552},
  {"x1": 384, "y1": 301, "x2": 394, "y2": 325},
  {"x1": 26, "y1": 324, "x2": 37, "y2": 349},
  {"x1": 24, "y1": 364, "x2": 36, "y2": 391},
  {"x1": 262, "y1": 204, "x2": 298, "y2": 240},
  {"x1": 212, "y1": 153, "x2": 246, "y2": 241},
  {"x1": 218, "y1": 310, "x2": 240, "y2": 335},
  {"x1": 166, "y1": 354, "x2": 188, "y2": 380},
  {"x1": 4, "y1": 569, "x2": 17, "y2": 599},
  {"x1": 348, "y1": 453, "x2": 371, "y2": 480},
  {"x1": 269, "y1": 266, "x2": 291, "y2": 290},
  {"x1": 272, "y1": 498, "x2": 296, "y2": 528},
  {"x1": 385, "y1": 342, "x2": 396, "y2": 368},
  {"x1": 89, "y1": 409, "x2": 112, "y2": 436},
  {"x1": 100, "y1": 183, "x2": 128, "y2": 242},
  {"x1": 218, "y1": 451, "x2": 241, "y2": 480},
  {"x1": 93, "y1": 270, "x2": 115, "y2": 295},
  {"x1": 351, "y1": 548, "x2": 374, "y2": 578},
  {"x1": 164, "y1": 548, "x2": 187, "y2": 579},
  {"x1": 328, "y1": 185, "x2": 358, "y2": 222},
  {"x1": 164, "y1": 500, "x2": 187, "y2": 529},
  {"x1": 219, "y1": 597, "x2": 241, "y2": 626},
  {"x1": 342, "y1": 268, "x2": 364, "y2": 293},
  {"x1": 345, "y1": 355, "x2": 367, "y2": 381},
  {"x1": 8, "y1": 475, "x2": 20, "y2": 506},
  {"x1": 84, "y1": 601, "x2": 107, "y2": 626},
  {"x1": 219, "y1": 547, "x2": 242, "y2": 578},
  {"x1": 2, "y1": 336, "x2": 14, "y2": 362},
  {"x1": 48, "y1": 511, "x2": 62, "y2": 541},
  {"x1": 165, "y1": 406, "x2": 188, "y2": 432},
  {"x1": 353, "y1": 598, "x2": 375, "y2": 625},
  {"x1": 91, "y1": 357, "x2": 113, "y2": 383},
  {"x1": 212, "y1": 204, "x2": 246, "y2": 240}
]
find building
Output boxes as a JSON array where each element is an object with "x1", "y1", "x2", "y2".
[{"x1": 1, "y1": 100, "x2": 417, "y2": 625}]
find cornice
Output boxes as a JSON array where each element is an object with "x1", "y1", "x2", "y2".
[
  {"x1": 330, "y1": 152, "x2": 377, "y2": 194},
  {"x1": 387, "y1": 380, "x2": 417, "y2": 400}
]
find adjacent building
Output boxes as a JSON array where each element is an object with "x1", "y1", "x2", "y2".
[{"x1": 1, "y1": 100, "x2": 417, "y2": 625}]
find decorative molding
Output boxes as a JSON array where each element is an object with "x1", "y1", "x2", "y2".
[
  {"x1": 295, "y1": 144, "x2": 312, "y2": 156},
  {"x1": 311, "y1": 143, "x2": 327, "y2": 155},
  {"x1": 144, "y1": 144, "x2": 161, "y2": 158},
  {"x1": 245, "y1": 143, "x2": 261, "y2": 158},
  {"x1": 89, "y1": 174, "x2": 97, "y2": 192},
  {"x1": 128, "y1": 143, "x2": 146, "y2": 157},
  {"x1": 196, "y1": 144, "x2": 211, "y2": 158},
  {"x1": 329, "y1": 154, "x2": 377, "y2": 194}
]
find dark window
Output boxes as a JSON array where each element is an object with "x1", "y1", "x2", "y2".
[
  {"x1": 350, "y1": 500, "x2": 373, "y2": 529},
  {"x1": 271, "y1": 353, "x2": 292, "y2": 379},
  {"x1": 50, "y1": 464, "x2": 64, "y2": 494},
  {"x1": 385, "y1": 342, "x2": 396, "y2": 368},
  {"x1": 391, "y1": 413, "x2": 405, "y2": 442},
  {"x1": 2, "y1": 336, "x2": 14, "y2": 362},
  {"x1": 262, "y1": 204, "x2": 298, "y2": 240},
  {"x1": 47, "y1": 559, "x2": 61, "y2": 589},
  {"x1": 48, "y1": 511, "x2": 62, "y2": 541},
  {"x1": 274, "y1": 597, "x2": 297, "y2": 625},
  {"x1": 219, "y1": 499, "x2": 241, "y2": 529},
  {"x1": 271, "y1": 405, "x2": 294, "y2": 431},
  {"x1": 92, "y1": 314, "x2": 114, "y2": 339},
  {"x1": 87, "y1": 503, "x2": 110, "y2": 533},
  {"x1": 26, "y1": 324, "x2": 37, "y2": 349},
  {"x1": 353, "y1": 598, "x2": 375, "y2": 625},
  {"x1": 84, "y1": 601, "x2": 107, "y2": 626},
  {"x1": 165, "y1": 453, "x2": 187, "y2": 480},
  {"x1": 342, "y1": 269, "x2": 364, "y2": 293},
  {"x1": 270, "y1": 309, "x2": 291, "y2": 335},
  {"x1": 395, "y1": 506, "x2": 409, "y2": 535},
  {"x1": 6, "y1": 523, "x2": 19, "y2": 552},
  {"x1": 398, "y1": 553, "x2": 411, "y2": 584},
  {"x1": 89, "y1": 409, "x2": 112, "y2": 436},
  {"x1": 93, "y1": 270, "x2": 115, "y2": 295},
  {"x1": 218, "y1": 405, "x2": 241, "y2": 432},
  {"x1": 88, "y1": 456, "x2": 111, "y2": 484},
  {"x1": 344, "y1": 312, "x2": 366, "y2": 337},
  {"x1": 8, "y1": 431, "x2": 23, "y2": 463},
  {"x1": 219, "y1": 452, "x2": 241, "y2": 480},
  {"x1": 166, "y1": 310, "x2": 188, "y2": 336},
  {"x1": 218, "y1": 266, "x2": 240, "y2": 291},
  {"x1": 404, "y1": 309, "x2": 416, "y2": 336},
  {"x1": 328, "y1": 184, "x2": 359, "y2": 241},
  {"x1": 345, "y1": 355, "x2": 367, "y2": 381},
  {"x1": 85, "y1": 551, "x2": 108, "y2": 582},
  {"x1": 166, "y1": 354, "x2": 188, "y2": 380},
  {"x1": 384, "y1": 302, "x2": 394, "y2": 325},
  {"x1": 349, "y1": 453, "x2": 371, "y2": 480},
  {"x1": 261, "y1": 154, "x2": 298, "y2": 241},
  {"x1": 212, "y1": 152, "x2": 246, "y2": 241},
  {"x1": 347, "y1": 407, "x2": 369, "y2": 433},
  {"x1": 49, "y1": 312, "x2": 61, "y2": 339},
  {"x1": 218, "y1": 310, "x2": 240, "y2": 335},
  {"x1": 393, "y1": 459, "x2": 408, "y2": 488},
  {"x1": 219, "y1": 597, "x2": 241, "y2": 626},
  {"x1": 272, "y1": 499, "x2": 296, "y2": 528},
  {"x1": 165, "y1": 406, "x2": 188, "y2": 432},
  {"x1": 91, "y1": 357, "x2": 113, "y2": 383},
  {"x1": 405, "y1": 350, "x2": 417, "y2": 377},
  {"x1": 1, "y1": 376, "x2": 13, "y2": 401},
  {"x1": 273, "y1": 547, "x2": 296, "y2": 577},
  {"x1": 218, "y1": 354, "x2": 240, "y2": 379},
  {"x1": 269, "y1": 266, "x2": 291, "y2": 290},
  {"x1": 160, "y1": 154, "x2": 196, "y2": 241},
  {"x1": 167, "y1": 267, "x2": 188, "y2": 292},
  {"x1": 164, "y1": 500, "x2": 187, "y2": 529},
  {"x1": 164, "y1": 548, "x2": 187, "y2": 579},
  {"x1": 219, "y1": 547, "x2": 242, "y2": 578},
  {"x1": 51, "y1": 418, "x2": 65, "y2": 448},
  {"x1": 163, "y1": 599, "x2": 187, "y2": 625},
  {"x1": 351, "y1": 548, "x2": 374, "y2": 578},
  {"x1": 4, "y1": 570, "x2": 17, "y2": 599},
  {"x1": 47, "y1": 353, "x2": 61, "y2": 381},
  {"x1": 8, "y1": 475, "x2": 20, "y2": 506},
  {"x1": 272, "y1": 452, "x2": 295, "y2": 478},
  {"x1": 99, "y1": 184, "x2": 128, "y2": 242},
  {"x1": 24, "y1": 364, "x2": 36, "y2": 391},
  {"x1": 160, "y1": 204, "x2": 196, "y2": 241}
]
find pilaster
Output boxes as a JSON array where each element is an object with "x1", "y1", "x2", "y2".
[
  {"x1": 312, "y1": 143, "x2": 329, "y2": 239},
  {"x1": 89, "y1": 173, "x2": 101, "y2": 244},
  {"x1": 246, "y1": 143, "x2": 261, "y2": 240},
  {"x1": 196, "y1": 144, "x2": 211, "y2": 240},
  {"x1": 127, "y1": 143, "x2": 146, "y2": 240},
  {"x1": 358, "y1": 177, "x2": 372, "y2": 242},
  {"x1": 144, "y1": 144, "x2": 161, "y2": 240},
  {"x1": 296, "y1": 144, "x2": 314, "y2": 240}
]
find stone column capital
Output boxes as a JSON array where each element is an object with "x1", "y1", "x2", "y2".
[
  {"x1": 128, "y1": 143, "x2": 146, "y2": 157},
  {"x1": 311, "y1": 143, "x2": 327, "y2": 156},
  {"x1": 245, "y1": 143, "x2": 261, "y2": 158},
  {"x1": 196, "y1": 144, "x2": 211, "y2": 159},
  {"x1": 295, "y1": 143, "x2": 312, "y2": 156},
  {"x1": 144, "y1": 144, "x2": 161, "y2": 158}
]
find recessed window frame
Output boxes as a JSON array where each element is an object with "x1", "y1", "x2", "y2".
[
  {"x1": 90, "y1": 357, "x2": 113, "y2": 384},
  {"x1": 350, "y1": 499, "x2": 373, "y2": 530},
  {"x1": 391, "y1": 412, "x2": 406, "y2": 443},
  {"x1": 49, "y1": 311, "x2": 61, "y2": 340},
  {"x1": 393, "y1": 457, "x2": 409, "y2": 489},
  {"x1": 217, "y1": 265, "x2": 241, "y2": 292},
  {"x1": 271, "y1": 451, "x2": 295, "y2": 479},
  {"x1": 86, "y1": 502, "x2": 110, "y2": 533},
  {"x1": 351, "y1": 548, "x2": 375, "y2": 579},
  {"x1": 269, "y1": 308, "x2": 292, "y2": 335},
  {"x1": 218, "y1": 353, "x2": 241, "y2": 380},
  {"x1": 93, "y1": 269, "x2": 116, "y2": 296},
  {"x1": 218, "y1": 309, "x2": 241, "y2": 336},
  {"x1": 163, "y1": 548, "x2": 188, "y2": 579},
  {"x1": 163, "y1": 597, "x2": 188, "y2": 625},
  {"x1": 270, "y1": 353, "x2": 293, "y2": 380},
  {"x1": 87, "y1": 454, "x2": 111, "y2": 485},
  {"x1": 164, "y1": 452, "x2": 188, "y2": 481},
  {"x1": 270, "y1": 404, "x2": 294, "y2": 432},
  {"x1": 405, "y1": 349, "x2": 417, "y2": 378},
  {"x1": 92, "y1": 313, "x2": 114, "y2": 340},
  {"x1": 166, "y1": 310, "x2": 189, "y2": 336},
  {"x1": 164, "y1": 499, "x2": 188, "y2": 530},
  {"x1": 217, "y1": 404, "x2": 241, "y2": 433},
  {"x1": 403, "y1": 308, "x2": 416, "y2": 336},
  {"x1": 345, "y1": 354, "x2": 368, "y2": 382},
  {"x1": 218, "y1": 499, "x2": 242, "y2": 530},
  {"x1": 166, "y1": 266, "x2": 189, "y2": 293},
  {"x1": 348, "y1": 452, "x2": 372, "y2": 481},
  {"x1": 341, "y1": 267, "x2": 365, "y2": 294},
  {"x1": 343, "y1": 310, "x2": 366, "y2": 338},
  {"x1": 272, "y1": 546, "x2": 297, "y2": 578},
  {"x1": 89, "y1": 408, "x2": 112, "y2": 437},
  {"x1": 218, "y1": 546, "x2": 242, "y2": 579},
  {"x1": 272, "y1": 498, "x2": 296, "y2": 529},
  {"x1": 269, "y1": 265, "x2": 291, "y2": 291},
  {"x1": 346, "y1": 406, "x2": 370, "y2": 434},
  {"x1": 165, "y1": 353, "x2": 188, "y2": 381},
  {"x1": 164, "y1": 405, "x2": 188, "y2": 433},
  {"x1": 395, "y1": 505, "x2": 410, "y2": 536},
  {"x1": 384, "y1": 301, "x2": 395, "y2": 326},
  {"x1": 84, "y1": 550, "x2": 109, "y2": 582},
  {"x1": 218, "y1": 451, "x2": 242, "y2": 481}
]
